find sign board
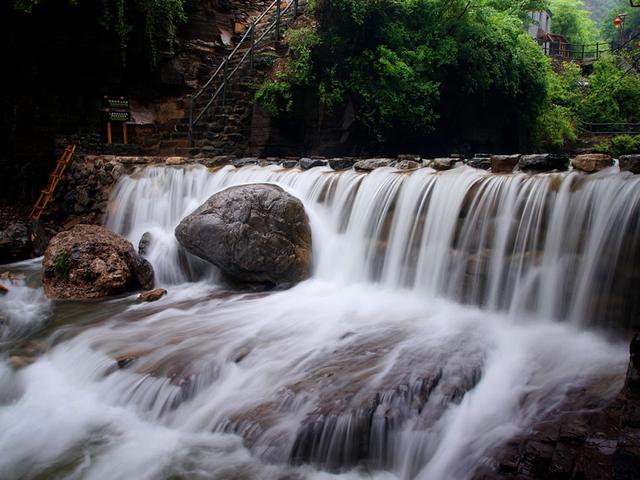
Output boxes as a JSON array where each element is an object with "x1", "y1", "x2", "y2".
[
  {"x1": 104, "y1": 97, "x2": 130, "y2": 110},
  {"x1": 107, "y1": 111, "x2": 131, "y2": 122}
]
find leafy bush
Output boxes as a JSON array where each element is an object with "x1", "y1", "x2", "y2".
[
  {"x1": 579, "y1": 54, "x2": 640, "y2": 124},
  {"x1": 255, "y1": 26, "x2": 320, "y2": 117},
  {"x1": 53, "y1": 252, "x2": 70, "y2": 280},
  {"x1": 260, "y1": 0, "x2": 553, "y2": 146},
  {"x1": 594, "y1": 134, "x2": 640, "y2": 156},
  {"x1": 13, "y1": 0, "x2": 187, "y2": 65}
]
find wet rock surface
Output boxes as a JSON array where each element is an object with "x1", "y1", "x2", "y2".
[
  {"x1": 491, "y1": 155, "x2": 521, "y2": 174},
  {"x1": 466, "y1": 154, "x2": 492, "y2": 170},
  {"x1": 475, "y1": 334, "x2": 640, "y2": 480},
  {"x1": 519, "y1": 153, "x2": 570, "y2": 172},
  {"x1": 175, "y1": 184, "x2": 312, "y2": 288},
  {"x1": 572, "y1": 153, "x2": 613, "y2": 173},
  {"x1": 43, "y1": 224, "x2": 154, "y2": 299},
  {"x1": 137, "y1": 288, "x2": 167, "y2": 302},
  {"x1": 354, "y1": 158, "x2": 396, "y2": 172},
  {"x1": 619, "y1": 154, "x2": 640, "y2": 174}
]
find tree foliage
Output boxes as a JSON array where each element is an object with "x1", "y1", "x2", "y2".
[
  {"x1": 258, "y1": 0, "x2": 553, "y2": 147},
  {"x1": 600, "y1": 0, "x2": 640, "y2": 44},
  {"x1": 549, "y1": 0, "x2": 599, "y2": 45},
  {"x1": 12, "y1": 0, "x2": 186, "y2": 65}
]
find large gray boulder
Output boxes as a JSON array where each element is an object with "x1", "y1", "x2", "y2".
[
  {"x1": 175, "y1": 184, "x2": 312, "y2": 288},
  {"x1": 43, "y1": 224, "x2": 154, "y2": 299}
]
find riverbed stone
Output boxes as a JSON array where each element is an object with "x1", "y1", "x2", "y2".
[
  {"x1": 354, "y1": 158, "x2": 395, "y2": 172},
  {"x1": 138, "y1": 232, "x2": 152, "y2": 256},
  {"x1": 0, "y1": 221, "x2": 31, "y2": 264},
  {"x1": 137, "y1": 288, "x2": 167, "y2": 302},
  {"x1": 233, "y1": 157, "x2": 259, "y2": 168},
  {"x1": 519, "y1": 153, "x2": 570, "y2": 172},
  {"x1": 619, "y1": 154, "x2": 640, "y2": 174},
  {"x1": 281, "y1": 159, "x2": 299, "y2": 169},
  {"x1": 0, "y1": 284, "x2": 7, "y2": 294},
  {"x1": 175, "y1": 184, "x2": 312, "y2": 288},
  {"x1": 431, "y1": 158, "x2": 456, "y2": 171},
  {"x1": 466, "y1": 154, "x2": 492, "y2": 170},
  {"x1": 571, "y1": 154, "x2": 613, "y2": 173},
  {"x1": 395, "y1": 160, "x2": 421, "y2": 170},
  {"x1": 43, "y1": 224, "x2": 154, "y2": 299},
  {"x1": 299, "y1": 158, "x2": 328, "y2": 170},
  {"x1": 491, "y1": 155, "x2": 521, "y2": 174},
  {"x1": 328, "y1": 158, "x2": 357, "y2": 171}
]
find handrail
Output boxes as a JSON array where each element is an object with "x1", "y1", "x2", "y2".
[
  {"x1": 189, "y1": 0, "x2": 300, "y2": 145},
  {"x1": 578, "y1": 120, "x2": 640, "y2": 135}
]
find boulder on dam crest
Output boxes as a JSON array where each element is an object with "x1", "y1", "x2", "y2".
[
  {"x1": 175, "y1": 184, "x2": 312, "y2": 288},
  {"x1": 43, "y1": 224, "x2": 154, "y2": 299}
]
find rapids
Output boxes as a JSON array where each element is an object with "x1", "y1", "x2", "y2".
[{"x1": 0, "y1": 164, "x2": 638, "y2": 480}]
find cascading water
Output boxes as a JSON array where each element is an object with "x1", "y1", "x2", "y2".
[{"x1": 0, "y1": 164, "x2": 638, "y2": 480}]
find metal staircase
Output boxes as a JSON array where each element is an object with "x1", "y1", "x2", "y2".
[{"x1": 186, "y1": 0, "x2": 305, "y2": 153}]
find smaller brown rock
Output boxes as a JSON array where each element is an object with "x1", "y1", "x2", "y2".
[
  {"x1": 571, "y1": 154, "x2": 613, "y2": 173},
  {"x1": 0, "y1": 284, "x2": 8, "y2": 294},
  {"x1": 137, "y1": 288, "x2": 167, "y2": 303}
]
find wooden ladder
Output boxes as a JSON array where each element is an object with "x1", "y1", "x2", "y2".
[{"x1": 30, "y1": 144, "x2": 77, "y2": 220}]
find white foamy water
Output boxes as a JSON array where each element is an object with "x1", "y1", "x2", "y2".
[{"x1": 0, "y1": 164, "x2": 637, "y2": 479}]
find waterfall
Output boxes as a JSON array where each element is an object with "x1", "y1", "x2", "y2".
[
  {"x1": 107, "y1": 164, "x2": 640, "y2": 331},
  {"x1": 0, "y1": 164, "x2": 636, "y2": 480}
]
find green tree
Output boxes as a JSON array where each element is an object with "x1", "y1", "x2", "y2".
[
  {"x1": 601, "y1": 0, "x2": 640, "y2": 45},
  {"x1": 549, "y1": 0, "x2": 599, "y2": 44},
  {"x1": 259, "y1": 0, "x2": 553, "y2": 148},
  {"x1": 12, "y1": 0, "x2": 186, "y2": 65}
]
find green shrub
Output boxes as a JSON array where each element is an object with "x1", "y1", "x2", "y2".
[
  {"x1": 590, "y1": 135, "x2": 640, "y2": 156},
  {"x1": 53, "y1": 252, "x2": 70, "y2": 280}
]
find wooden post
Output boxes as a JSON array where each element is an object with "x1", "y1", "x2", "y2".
[
  {"x1": 596, "y1": 42, "x2": 600, "y2": 59},
  {"x1": 582, "y1": 44, "x2": 585, "y2": 60},
  {"x1": 294, "y1": 0, "x2": 299, "y2": 17},
  {"x1": 107, "y1": 122, "x2": 113, "y2": 144},
  {"x1": 123, "y1": 123, "x2": 128, "y2": 145}
]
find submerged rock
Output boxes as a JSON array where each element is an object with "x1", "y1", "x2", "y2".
[
  {"x1": 519, "y1": 153, "x2": 570, "y2": 172},
  {"x1": 0, "y1": 284, "x2": 7, "y2": 294},
  {"x1": 138, "y1": 232, "x2": 152, "y2": 256},
  {"x1": 619, "y1": 154, "x2": 640, "y2": 174},
  {"x1": 43, "y1": 224, "x2": 154, "y2": 299},
  {"x1": 137, "y1": 288, "x2": 167, "y2": 303},
  {"x1": 572, "y1": 154, "x2": 613, "y2": 173},
  {"x1": 175, "y1": 184, "x2": 312, "y2": 288}
]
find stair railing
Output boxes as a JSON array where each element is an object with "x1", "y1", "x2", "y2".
[{"x1": 188, "y1": 0, "x2": 300, "y2": 146}]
